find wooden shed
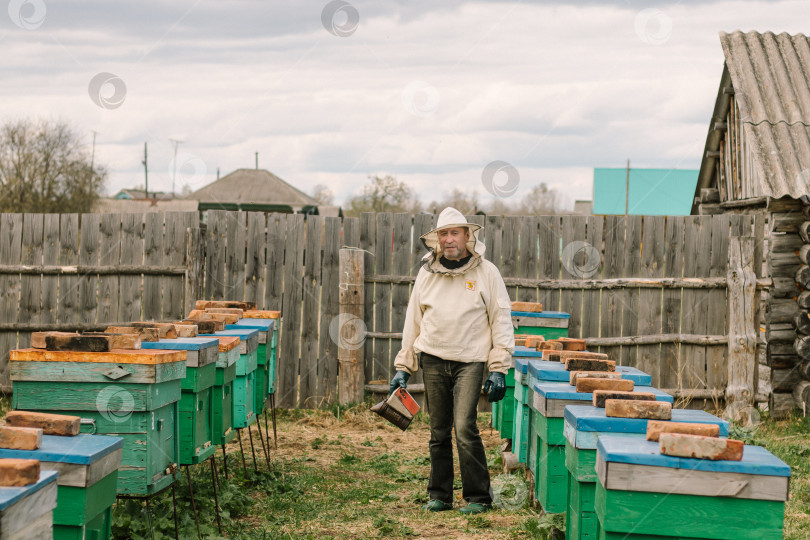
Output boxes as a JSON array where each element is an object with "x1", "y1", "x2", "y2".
[{"x1": 692, "y1": 30, "x2": 810, "y2": 417}]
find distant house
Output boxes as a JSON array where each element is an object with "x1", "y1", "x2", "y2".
[
  {"x1": 113, "y1": 189, "x2": 175, "y2": 200},
  {"x1": 691, "y1": 31, "x2": 810, "y2": 417},
  {"x1": 97, "y1": 188, "x2": 196, "y2": 213},
  {"x1": 593, "y1": 168, "x2": 699, "y2": 215},
  {"x1": 573, "y1": 200, "x2": 592, "y2": 215},
  {"x1": 187, "y1": 168, "x2": 334, "y2": 214}
]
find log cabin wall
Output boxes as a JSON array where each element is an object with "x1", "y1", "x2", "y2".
[{"x1": 698, "y1": 132, "x2": 807, "y2": 418}]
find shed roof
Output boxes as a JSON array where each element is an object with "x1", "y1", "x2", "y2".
[
  {"x1": 188, "y1": 168, "x2": 318, "y2": 209},
  {"x1": 694, "y1": 31, "x2": 810, "y2": 210}
]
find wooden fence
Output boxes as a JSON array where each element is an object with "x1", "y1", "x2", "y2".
[
  {"x1": 0, "y1": 210, "x2": 764, "y2": 409},
  {"x1": 0, "y1": 211, "x2": 204, "y2": 389}
]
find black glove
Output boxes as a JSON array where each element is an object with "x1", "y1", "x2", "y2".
[
  {"x1": 389, "y1": 370, "x2": 410, "y2": 395},
  {"x1": 483, "y1": 372, "x2": 506, "y2": 403}
]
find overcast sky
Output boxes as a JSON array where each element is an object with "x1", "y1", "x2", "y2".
[{"x1": 1, "y1": 0, "x2": 807, "y2": 209}]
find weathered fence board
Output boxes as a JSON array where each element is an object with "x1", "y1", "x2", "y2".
[
  {"x1": 502, "y1": 216, "x2": 520, "y2": 303},
  {"x1": 98, "y1": 214, "x2": 121, "y2": 324},
  {"x1": 683, "y1": 216, "x2": 712, "y2": 389},
  {"x1": 581, "y1": 216, "x2": 603, "y2": 340},
  {"x1": 143, "y1": 213, "x2": 163, "y2": 320},
  {"x1": 707, "y1": 215, "x2": 731, "y2": 393},
  {"x1": 318, "y1": 217, "x2": 341, "y2": 403},
  {"x1": 391, "y1": 213, "x2": 411, "y2": 375},
  {"x1": 41, "y1": 214, "x2": 59, "y2": 326},
  {"x1": 373, "y1": 213, "x2": 393, "y2": 383},
  {"x1": 637, "y1": 216, "x2": 665, "y2": 383},
  {"x1": 600, "y1": 215, "x2": 624, "y2": 362},
  {"x1": 245, "y1": 212, "x2": 265, "y2": 307},
  {"x1": 537, "y1": 215, "x2": 559, "y2": 312},
  {"x1": 621, "y1": 215, "x2": 643, "y2": 367},
  {"x1": 118, "y1": 213, "x2": 142, "y2": 322},
  {"x1": 278, "y1": 214, "x2": 304, "y2": 407},
  {"x1": 660, "y1": 216, "x2": 684, "y2": 390},
  {"x1": 561, "y1": 216, "x2": 586, "y2": 338},
  {"x1": 518, "y1": 216, "x2": 539, "y2": 303},
  {"x1": 360, "y1": 213, "x2": 376, "y2": 386},
  {"x1": 300, "y1": 215, "x2": 322, "y2": 408},
  {"x1": 265, "y1": 213, "x2": 285, "y2": 311}
]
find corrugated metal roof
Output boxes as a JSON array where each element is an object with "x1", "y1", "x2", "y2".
[
  {"x1": 189, "y1": 168, "x2": 318, "y2": 208},
  {"x1": 694, "y1": 31, "x2": 810, "y2": 207}
]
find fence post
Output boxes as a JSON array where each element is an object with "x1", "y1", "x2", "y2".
[
  {"x1": 726, "y1": 236, "x2": 756, "y2": 404},
  {"x1": 184, "y1": 227, "x2": 202, "y2": 316},
  {"x1": 338, "y1": 248, "x2": 365, "y2": 404}
]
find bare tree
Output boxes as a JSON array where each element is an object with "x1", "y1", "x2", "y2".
[
  {"x1": 428, "y1": 188, "x2": 480, "y2": 215},
  {"x1": 0, "y1": 119, "x2": 106, "y2": 213},
  {"x1": 345, "y1": 174, "x2": 420, "y2": 216},
  {"x1": 517, "y1": 183, "x2": 562, "y2": 215},
  {"x1": 311, "y1": 184, "x2": 335, "y2": 205}
]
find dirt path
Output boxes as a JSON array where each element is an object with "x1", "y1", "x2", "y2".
[{"x1": 255, "y1": 405, "x2": 544, "y2": 539}]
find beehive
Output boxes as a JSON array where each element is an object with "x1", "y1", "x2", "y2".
[
  {"x1": 10, "y1": 348, "x2": 185, "y2": 496},
  {"x1": 226, "y1": 319, "x2": 276, "y2": 416},
  {"x1": 0, "y1": 469, "x2": 58, "y2": 539},
  {"x1": 511, "y1": 310, "x2": 570, "y2": 339},
  {"x1": 563, "y1": 405, "x2": 728, "y2": 540},
  {"x1": 595, "y1": 435, "x2": 789, "y2": 540},
  {"x1": 0, "y1": 434, "x2": 123, "y2": 540},
  {"x1": 139, "y1": 337, "x2": 220, "y2": 465},
  {"x1": 530, "y1": 380, "x2": 672, "y2": 513},
  {"x1": 210, "y1": 337, "x2": 240, "y2": 446},
  {"x1": 200, "y1": 329, "x2": 259, "y2": 428}
]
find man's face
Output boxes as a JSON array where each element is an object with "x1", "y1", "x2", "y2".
[{"x1": 438, "y1": 227, "x2": 470, "y2": 261}]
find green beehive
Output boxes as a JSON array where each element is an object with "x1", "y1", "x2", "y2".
[
  {"x1": 10, "y1": 348, "x2": 186, "y2": 496},
  {"x1": 0, "y1": 433, "x2": 123, "y2": 540},
  {"x1": 595, "y1": 435, "x2": 789, "y2": 540},
  {"x1": 140, "y1": 337, "x2": 220, "y2": 465},
  {"x1": 209, "y1": 336, "x2": 240, "y2": 446},
  {"x1": 531, "y1": 381, "x2": 673, "y2": 514},
  {"x1": 201, "y1": 329, "x2": 259, "y2": 429},
  {"x1": 491, "y1": 368, "x2": 514, "y2": 440},
  {"x1": 563, "y1": 406, "x2": 729, "y2": 540},
  {"x1": 511, "y1": 310, "x2": 570, "y2": 339},
  {"x1": 227, "y1": 319, "x2": 275, "y2": 416}
]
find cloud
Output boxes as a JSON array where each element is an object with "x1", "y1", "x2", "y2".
[{"x1": 1, "y1": 0, "x2": 808, "y2": 205}]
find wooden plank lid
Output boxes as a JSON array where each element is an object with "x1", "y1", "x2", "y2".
[
  {"x1": 213, "y1": 336, "x2": 240, "y2": 352},
  {"x1": 0, "y1": 469, "x2": 57, "y2": 504},
  {"x1": 0, "y1": 434, "x2": 123, "y2": 465},
  {"x1": 243, "y1": 310, "x2": 281, "y2": 319},
  {"x1": 10, "y1": 348, "x2": 187, "y2": 365}
]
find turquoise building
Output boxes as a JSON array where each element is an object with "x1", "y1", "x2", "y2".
[{"x1": 593, "y1": 168, "x2": 699, "y2": 216}]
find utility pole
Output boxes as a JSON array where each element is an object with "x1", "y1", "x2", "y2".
[
  {"x1": 90, "y1": 130, "x2": 98, "y2": 169},
  {"x1": 255, "y1": 152, "x2": 258, "y2": 170},
  {"x1": 624, "y1": 158, "x2": 630, "y2": 217},
  {"x1": 142, "y1": 142, "x2": 149, "y2": 199},
  {"x1": 169, "y1": 139, "x2": 183, "y2": 196}
]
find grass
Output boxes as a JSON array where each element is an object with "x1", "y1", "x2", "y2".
[{"x1": 733, "y1": 412, "x2": 810, "y2": 539}]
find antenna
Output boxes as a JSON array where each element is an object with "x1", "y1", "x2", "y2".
[
  {"x1": 142, "y1": 142, "x2": 148, "y2": 198},
  {"x1": 169, "y1": 139, "x2": 183, "y2": 196}
]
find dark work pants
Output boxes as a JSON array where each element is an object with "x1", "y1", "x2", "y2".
[{"x1": 421, "y1": 352, "x2": 492, "y2": 505}]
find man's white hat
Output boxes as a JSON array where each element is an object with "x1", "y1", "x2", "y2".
[{"x1": 420, "y1": 207, "x2": 485, "y2": 260}]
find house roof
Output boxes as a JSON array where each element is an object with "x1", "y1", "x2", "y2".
[
  {"x1": 187, "y1": 169, "x2": 318, "y2": 209},
  {"x1": 693, "y1": 31, "x2": 810, "y2": 210}
]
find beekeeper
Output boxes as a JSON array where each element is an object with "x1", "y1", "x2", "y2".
[{"x1": 389, "y1": 207, "x2": 514, "y2": 515}]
